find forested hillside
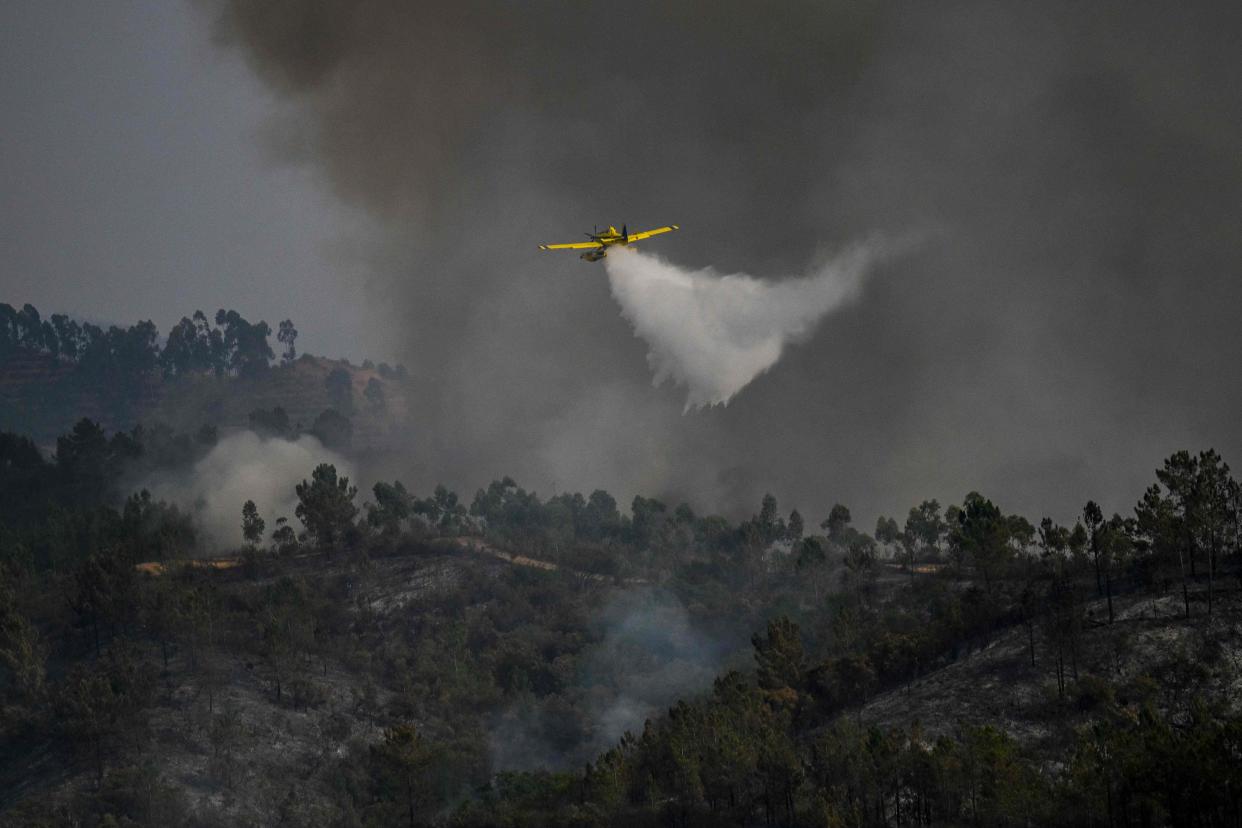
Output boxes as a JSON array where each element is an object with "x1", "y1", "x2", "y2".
[
  {"x1": 0, "y1": 303, "x2": 409, "y2": 448},
  {"x1": 1, "y1": 407, "x2": 1240, "y2": 825}
]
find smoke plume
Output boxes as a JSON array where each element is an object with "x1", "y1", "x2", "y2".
[
  {"x1": 606, "y1": 245, "x2": 876, "y2": 409},
  {"x1": 490, "y1": 588, "x2": 738, "y2": 771},
  {"x1": 207, "y1": 0, "x2": 1242, "y2": 525},
  {"x1": 142, "y1": 431, "x2": 352, "y2": 548}
]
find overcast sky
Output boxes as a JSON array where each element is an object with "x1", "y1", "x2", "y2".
[
  {"x1": 0, "y1": 1, "x2": 380, "y2": 361},
  {"x1": 3, "y1": 1, "x2": 1240, "y2": 528}
]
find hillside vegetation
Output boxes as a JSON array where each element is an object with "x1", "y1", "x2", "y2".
[
  {"x1": 1, "y1": 403, "x2": 1240, "y2": 825},
  {"x1": 0, "y1": 303, "x2": 409, "y2": 448}
]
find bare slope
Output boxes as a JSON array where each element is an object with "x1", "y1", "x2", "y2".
[{"x1": 859, "y1": 588, "x2": 1242, "y2": 755}]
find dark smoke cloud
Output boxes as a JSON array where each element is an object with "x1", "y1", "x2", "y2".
[{"x1": 210, "y1": 0, "x2": 1242, "y2": 525}]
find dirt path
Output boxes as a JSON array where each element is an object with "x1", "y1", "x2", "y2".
[
  {"x1": 444, "y1": 536, "x2": 560, "y2": 572},
  {"x1": 135, "y1": 557, "x2": 243, "y2": 576},
  {"x1": 137, "y1": 536, "x2": 646, "y2": 585},
  {"x1": 443, "y1": 536, "x2": 648, "y2": 584}
]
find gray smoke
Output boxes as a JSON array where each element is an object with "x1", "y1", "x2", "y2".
[
  {"x1": 489, "y1": 588, "x2": 737, "y2": 772},
  {"x1": 142, "y1": 431, "x2": 353, "y2": 548},
  {"x1": 208, "y1": 0, "x2": 1242, "y2": 525}
]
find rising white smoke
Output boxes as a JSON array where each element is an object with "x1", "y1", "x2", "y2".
[
  {"x1": 604, "y1": 244, "x2": 879, "y2": 409},
  {"x1": 142, "y1": 431, "x2": 353, "y2": 549},
  {"x1": 489, "y1": 588, "x2": 736, "y2": 771}
]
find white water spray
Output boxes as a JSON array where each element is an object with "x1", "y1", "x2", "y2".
[{"x1": 604, "y1": 243, "x2": 879, "y2": 409}]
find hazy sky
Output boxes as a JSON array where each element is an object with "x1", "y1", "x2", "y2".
[
  {"x1": 4, "y1": 1, "x2": 1240, "y2": 528},
  {"x1": 0, "y1": 1, "x2": 381, "y2": 361}
]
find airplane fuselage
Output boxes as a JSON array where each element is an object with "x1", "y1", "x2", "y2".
[
  {"x1": 580, "y1": 226, "x2": 626, "y2": 260},
  {"x1": 539, "y1": 223, "x2": 678, "y2": 262}
]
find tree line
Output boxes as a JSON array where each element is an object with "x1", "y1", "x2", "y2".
[
  {"x1": 1, "y1": 302, "x2": 411, "y2": 385},
  {"x1": 1, "y1": 303, "x2": 291, "y2": 382},
  {"x1": 1, "y1": 415, "x2": 1240, "y2": 825}
]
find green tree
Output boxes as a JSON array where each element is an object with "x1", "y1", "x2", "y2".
[
  {"x1": 822, "y1": 503, "x2": 852, "y2": 545},
  {"x1": 1083, "y1": 500, "x2": 1105, "y2": 596},
  {"x1": 629, "y1": 495, "x2": 668, "y2": 549},
  {"x1": 1067, "y1": 522, "x2": 1089, "y2": 571},
  {"x1": 787, "y1": 508, "x2": 804, "y2": 541},
  {"x1": 951, "y1": 492, "x2": 1010, "y2": 589},
  {"x1": 1044, "y1": 566, "x2": 1082, "y2": 697},
  {"x1": 756, "y1": 493, "x2": 784, "y2": 543},
  {"x1": 1149, "y1": 450, "x2": 1237, "y2": 617},
  {"x1": 214, "y1": 309, "x2": 273, "y2": 377},
  {"x1": 73, "y1": 320, "x2": 160, "y2": 393},
  {"x1": 795, "y1": 536, "x2": 828, "y2": 599},
  {"x1": 1135, "y1": 483, "x2": 1187, "y2": 616},
  {"x1": 1156, "y1": 451, "x2": 1201, "y2": 578},
  {"x1": 580, "y1": 489, "x2": 621, "y2": 540},
  {"x1": 958, "y1": 725, "x2": 1034, "y2": 824},
  {"x1": 904, "y1": 499, "x2": 946, "y2": 559},
  {"x1": 270, "y1": 517, "x2": 298, "y2": 555},
  {"x1": 1194, "y1": 450, "x2": 1234, "y2": 616},
  {"x1": 1037, "y1": 517, "x2": 1068, "y2": 560},
  {"x1": 256, "y1": 577, "x2": 315, "y2": 705},
  {"x1": 1102, "y1": 514, "x2": 1136, "y2": 623},
  {"x1": 276, "y1": 318, "x2": 297, "y2": 364},
  {"x1": 57, "y1": 646, "x2": 155, "y2": 779},
  {"x1": 295, "y1": 464, "x2": 358, "y2": 552},
  {"x1": 159, "y1": 316, "x2": 197, "y2": 378},
  {"x1": 420, "y1": 484, "x2": 468, "y2": 532},
  {"x1": 367, "y1": 481, "x2": 412, "y2": 536},
  {"x1": 311, "y1": 408, "x2": 352, "y2": 450},
  {"x1": 160, "y1": 311, "x2": 223, "y2": 377},
  {"x1": 875, "y1": 515, "x2": 901, "y2": 554},
  {"x1": 50, "y1": 312, "x2": 85, "y2": 361},
  {"x1": 811, "y1": 654, "x2": 875, "y2": 717},
  {"x1": 841, "y1": 535, "x2": 878, "y2": 607},
  {"x1": 752, "y1": 616, "x2": 805, "y2": 693},
  {"x1": 119, "y1": 489, "x2": 196, "y2": 563},
  {"x1": 241, "y1": 500, "x2": 265, "y2": 548},
  {"x1": 69, "y1": 548, "x2": 140, "y2": 656},
  {"x1": 55, "y1": 418, "x2": 117, "y2": 508},
  {"x1": 1006, "y1": 514, "x2": 1035, "y2": 557},
  {"x1": 0, "y1": 574, "x2": 46, "y2": 704},
  {"x1": 373, "y1": 723, "x2": 436, "y2": 828}
]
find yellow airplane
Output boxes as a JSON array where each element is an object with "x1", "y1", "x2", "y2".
[{"x1": 539, "y1": 223, "x2": 679, "y2": 262}]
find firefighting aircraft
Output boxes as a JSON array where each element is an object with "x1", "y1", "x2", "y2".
[{"x1": 538, "y1": 223, "x2": 679, "y2": 262}]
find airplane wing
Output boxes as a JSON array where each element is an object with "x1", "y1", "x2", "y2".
[
  {"x1": 625, "y1": 224, "x2": 679, "y2": 242},
  {"x1": 539, "y1": 241, "x2": 604, "y2": 251}
]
